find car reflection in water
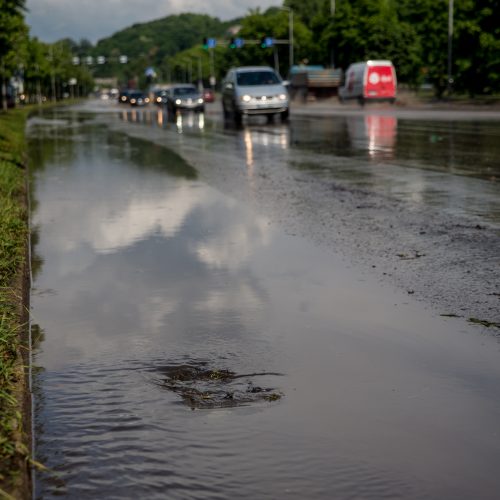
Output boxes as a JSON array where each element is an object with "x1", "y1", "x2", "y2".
[
  {"x1": 120, "y1": 108, "x2": 205, "y2": 134},
  {"x1": 239, "y1": 124, "x2": 290, "y2": 179},
  {"x1": 347, "y1": 114, "x2": 398, "y2": 160},
  {"x1": 174, "y1": 111, "x2": 205, "y2": 134}
]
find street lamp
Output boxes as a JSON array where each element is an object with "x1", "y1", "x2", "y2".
[
  {"x1": 447, "y1": 0, "x2": 454, "y2": 96},
  {"x1": 280, "y1": 7, "x2": 294, "y2": 72}
]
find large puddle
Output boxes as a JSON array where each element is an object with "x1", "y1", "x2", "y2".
[
  {"x1": 115, "y1": 103, "x2": 500, "y2": 224},
  {"x1": 30, "y1": 109, "x2": 500, "y2": 499}
]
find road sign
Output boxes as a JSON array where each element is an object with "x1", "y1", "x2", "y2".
[{"x1": 264, "y1": 37, "x2": 274, "y2": 48}]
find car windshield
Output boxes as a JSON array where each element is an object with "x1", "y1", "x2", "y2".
[
  {"x1": 236, "y1": 71, "x2": 280, "y2": 86},
  {"x1": 173, "y1": 87, "x2": 197, "y2": 96}
]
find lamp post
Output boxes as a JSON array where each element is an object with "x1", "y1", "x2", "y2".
[
  {"x1": 280, "y1": 7, "x2": 294, "y2": 73},
  {"x1": 447, "y1": 0, "x2": 454, "y2": 96}
]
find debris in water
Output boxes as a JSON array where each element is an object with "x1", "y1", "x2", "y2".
[
  {"x1": 397, "y1": 251, "x2": 426, "y2": 260},
  {"x1": 468, "y1": 318, "x2": 500, "y2": 329},
  {"x1": 155, "y1": 363, "x2": 284, "y2": 409}
]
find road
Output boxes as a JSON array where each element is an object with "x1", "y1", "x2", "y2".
[
  {"x1": 29, "y1": 100, "x2": 500, "y2": 499},
  {"x1": 104, "y1": 99, "x2": 500, "y2": 324}
]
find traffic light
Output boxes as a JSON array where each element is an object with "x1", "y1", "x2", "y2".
[
  {"x1": 229, "y1": 38, "x2": 236, "y2": 49},
  {"x1": 203, "y1": 37, "x2": 208, "y2": 49}
]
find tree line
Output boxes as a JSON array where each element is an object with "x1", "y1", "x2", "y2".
[
  {"x1": 164, "y1": 0, "x2": 499, "y2": 97},
  {"x1": 0, "y1": 0, "x2": 93, "y2": 109},
  {"x1": 1, "y1": 0, "x2": 498, "y2": 105}
]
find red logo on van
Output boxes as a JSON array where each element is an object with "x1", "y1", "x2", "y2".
[{"x1": 365, "y1": 65, "x2": 395, "y2": 98}]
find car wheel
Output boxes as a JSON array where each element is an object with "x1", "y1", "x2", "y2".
[
  {"x1": 358, "y1": 97, "x2": 365, "y2": 107},
  {"x1": 280, "y1": 109, "x2": 289, "y2": 122},
  {"x1": 233, "y1": 107, "x2": 242, "y2": 125},
  {"x1": 222, "y1": 102, "x2": 229, "y2": 120}
]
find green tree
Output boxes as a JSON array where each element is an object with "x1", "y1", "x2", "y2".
[
  {"x1": 307, "y1": 0, "x2": 421, "y2": 84},
  {"x1": 0, "y1": 0, "x2": 26, "y2": 63},
  {"x1": 235, "y1": 7, "x2": 313, "y2": 76},
  {"x1": 453, "y1": 0, "x2": 500, "y2": 95},
  {"x1": 0, "y1": 0, "x2": 28, "y2": 107}
]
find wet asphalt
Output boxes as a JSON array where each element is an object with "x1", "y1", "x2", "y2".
[
  {"x1": 28, "y1": 100, "x2": 500, "y2": 499},
  {"x1": 105, "y1": 99, "x2": 500, "y2": 325}
]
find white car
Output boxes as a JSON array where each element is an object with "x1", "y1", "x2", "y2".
[{"x1": 222, "y1": 66, "x2": 289, "y2": 123}]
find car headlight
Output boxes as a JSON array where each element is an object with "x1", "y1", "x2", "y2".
[
  {"x1": 121, "y1": 96, "x2": 126, "y2": 101},
  {"x1": 198, "y1": 98, "x2": 204, "y2": 104},
  {"x1": 279, "y1": 94, "x2": 287, "y2": 100},
  {"x1": 130, "y1": 98, "x2": 136, "y2": 104},
  {"x1": 145, "y1": 98, "x2": 150, "y2": 103},
  {"x1": 175, "y1": 99, "x2": 181, "y2": 105},
  {"x1": 241, "y1": 95, "x2": 251, "y2": 102},
  {"x1": 156, "y1": 97, "x2": 161, "y2": 102}
]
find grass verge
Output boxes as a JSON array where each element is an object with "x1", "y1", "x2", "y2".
[{"x1": 0, "y1": 107, "x2": 31, "y2": 497}]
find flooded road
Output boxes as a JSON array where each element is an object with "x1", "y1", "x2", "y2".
[{"x1": 30, "y1": 105, "x2": 500, "y2": 499}]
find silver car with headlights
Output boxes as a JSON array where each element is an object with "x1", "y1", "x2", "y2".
[{"x1": 222, "y1": 66, "x2": 289, "y2": 123}]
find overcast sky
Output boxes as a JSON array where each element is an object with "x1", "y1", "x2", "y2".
[{"x1": 25, "y1": 0, "x2": 283, "y2": 44}]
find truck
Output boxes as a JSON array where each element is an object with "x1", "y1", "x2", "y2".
[
  {"x1": 289, "y1": 65, "x2": 343, "y2": 101},
  {"x1": 338, "y1": 60, "x2": 397, "y2": 105}
]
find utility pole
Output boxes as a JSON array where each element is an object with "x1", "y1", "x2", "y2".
[
  {"x1": 279, "y1": 7, "x2": 294, "y2": 74},
  {"x1": 197, "y1": 56, "x2": 203, "y2": 90},
  {"x1": 49, "y1": 46, "x2": 56, "y2": 102},
  {"x1": 209, "y1": 49, "x2": 215, "y2": 91},
  {"x1": 1, "y1": 63, "x2": 7, "y2": 111},
  {"x1": 447, "y1": 0, "x2": 454, "y2": 96}
]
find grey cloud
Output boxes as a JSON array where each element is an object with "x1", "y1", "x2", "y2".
[{"x1": 26, "y1": 0, "x2": 282, "y2": 43}]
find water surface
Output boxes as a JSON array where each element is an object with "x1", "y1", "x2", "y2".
[{"x1": 30, "y1": 109, "x2": 500, "y2": 499}]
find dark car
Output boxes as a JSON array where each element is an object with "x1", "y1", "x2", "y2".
[
  {"x1": 167, "y1": 85, "x2": 204, "y2": 113},
  {"x1": 128, "y1": 91, "x2": 150, "y2": 107},
  {"x1": 118, "y1": 89, "x2": 132, "y2": 104},
  {"x1": 153, "y1": 89, "x2": 169, "y2": 106}
]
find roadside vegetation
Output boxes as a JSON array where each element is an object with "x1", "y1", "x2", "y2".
[
  {"x1": 0, "y1": 107, "x2": 30, "y2": 497},
  {"x1": 87, "y1": 0, "x2": 499, "y2": 98},
  {"x1": 2, "y1": 1, "x2": 498, "y2": 106}
]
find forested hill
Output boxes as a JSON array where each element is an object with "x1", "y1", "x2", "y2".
[{"x1": 93, "y1": 13, "x2": 237, "y2": 65}]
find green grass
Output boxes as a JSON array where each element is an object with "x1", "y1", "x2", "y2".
[{"x1": 0, "y1": 107, "x2": 30, "y2": 493}]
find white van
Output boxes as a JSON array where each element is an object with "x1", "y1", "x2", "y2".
[{"x1": 339, "y1": 60, "x2": 397, "y2": 105}]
